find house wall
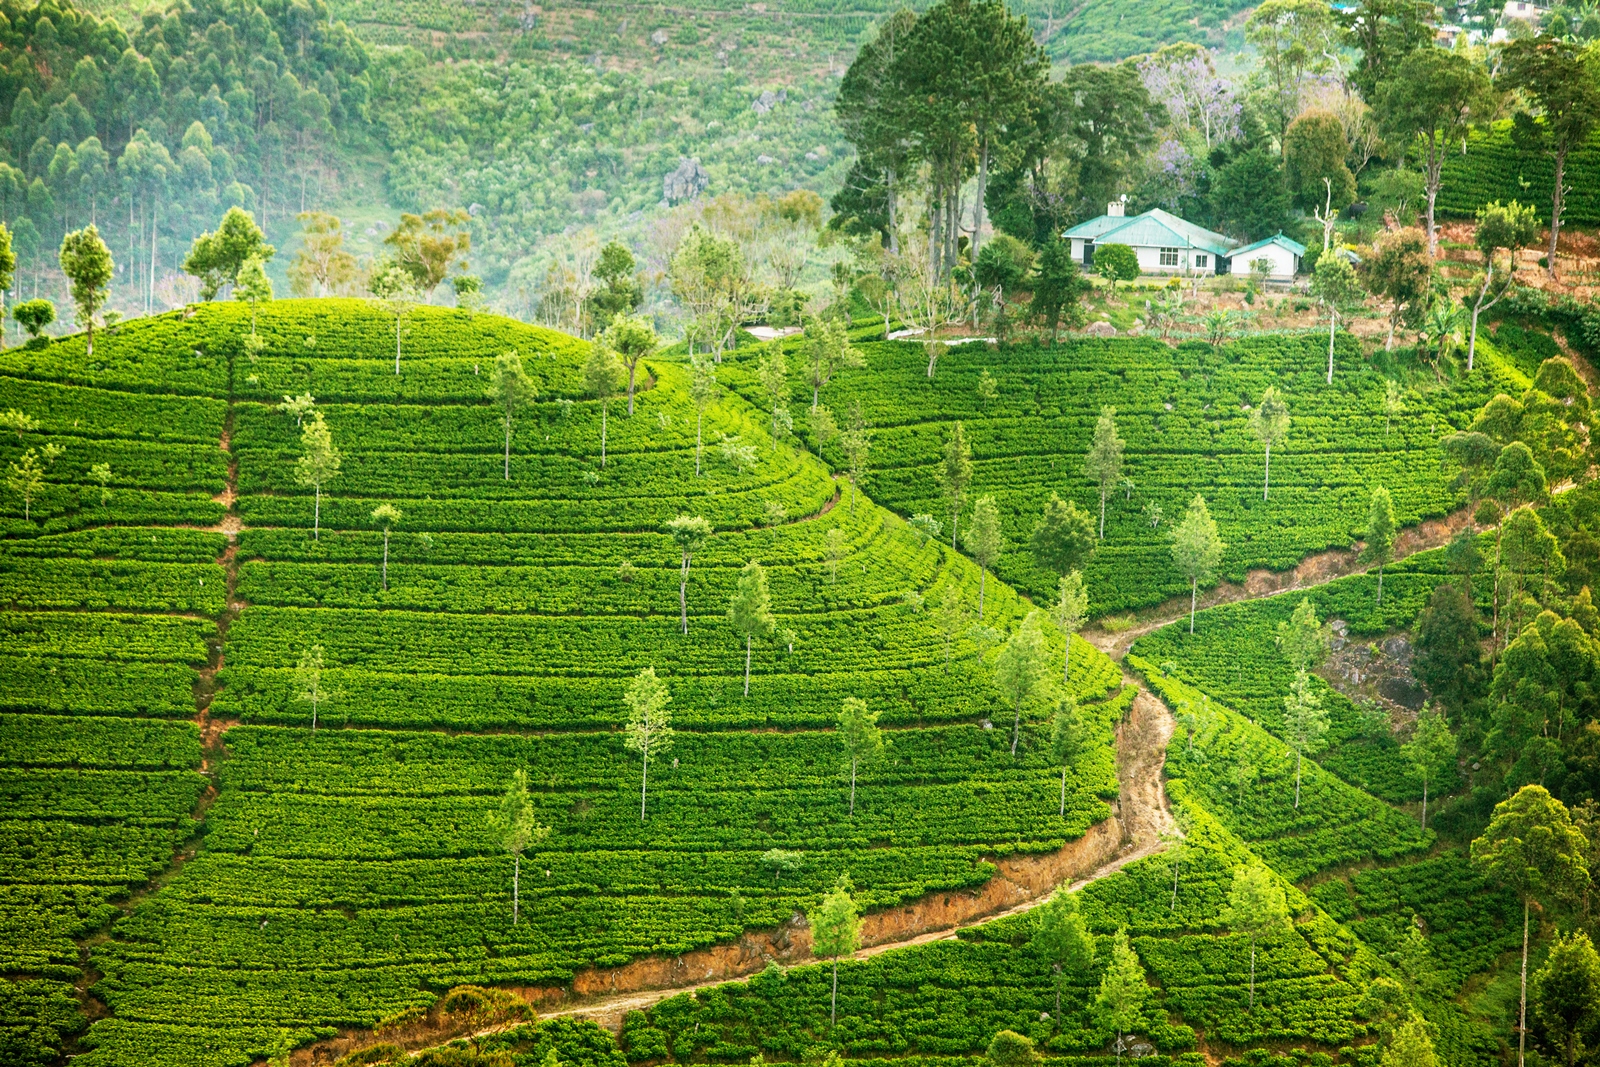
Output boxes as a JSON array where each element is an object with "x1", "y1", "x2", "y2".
[
  {"x1": 1232, "y1": 244, "x2": 1299, "y2": 282},
  {"x1": 1130, "y1": 244, "x2": 1217, "y2": 276}
]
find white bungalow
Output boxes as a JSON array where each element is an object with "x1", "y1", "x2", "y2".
[
  {"x1": 1064, "y1": 203, "x2": 1239, "y2": 277},
  {"x1": 1228, "y1": 233, "x2": 1306, "y2": 284}
]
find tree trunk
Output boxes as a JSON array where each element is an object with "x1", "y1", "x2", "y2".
[
  {"x1": 812, "y1": 381, "x2": 819, "y2": 410},
  {"x1": 1063, "y1": 639, "x2": 1072, "y2": 685},
  {"x1": 679, "y1": 555, "x2": 690, "y2": 634},
  {"x1": 640, "y1": 746, "x2": 649, "y2": 821},
  {"x1": 382, "y1": 531, "x2": 389, "y2": 590},
  {"x1": 696, "y1": 411, "x2": 703, "y2": 476},
  {"x1": 1099, "y1": 484, "x2": 1107, "y2": 538},
  {"x1": 1421, "y1": 777, "x2": 1428, "y2": 831},
  {"x1": 1550, "y1": 144, "x2": 1568, "y2": 281},
  {"x1": 503, "y1": 416, "x2": 511, "y2": 480},
  {"x1": 744, "y1": 634, "x2": 752, "y2": 697},
  {"x1": 1060, "y1": 766, "x2": 1067, "y2": 816},
  {"x1": 831, "y1": 959, "x2": 840, "y2": 1027},
  {"x1": 314, "y1": 484, "x2": 321, "y2": 540},
  {"x1": 1010, "y1": 697, "x2": 1022, "y2": 755},
  {"x1": 311, "y1": 694, "x2": 317, "y2": 731},
  {"x1": 1424, "y1": 133, "x2": 1441, "y2": 259},
  {"x1": 886, "y1": 166, "x2": 898, "y2": 255},
  {"x1": 978, "y1": 567, "x2": 986, "y2": 619},
  {"x1": 1327, "y1": 311, "x2": 1336, "y2": 384},
  {"x1": 973, "y1": 136, "x2": 990, "y2": 263},
  {"x1": 86, "y1": 316, "x2": 94, "y2": 357},
  {"x1": 1249, "y1": 939, "x2": 1257, "y2": 1009},
  {"x1": 1294, "y1": 748, "x2": 1302, "y2": 809},
  {"x1": 1520, "y1": 896, "x2": 1530, "y2": 1067},
  {"x1": 951, "y1": 496, "x2": 961, "y2": 549},
  {"x1": 1263, "y1": 441, "x2": 1271, "y2": 501},
  {"x1": 1054, "y1": 967, "x2": 1061, "y2": 1016},
  {"x1": 628, "y1": 362, "x2": 637, "y2": 415},
  {"x1": 601, "y1": 402, "x2": 608, "y2": 468},
  {"x1": 395, "y1": 311, "x2": 402, "y2": 374},
  {"x1": 513, "y1": 852, "x2": 520, "y2": 925},
  {"x1": 850, "y1": 757, "x2": 857, "y2": 815},
  {"x1": 1377, "y1": 562, "x2": 1384, "y2": 604},
  {"x1": 1190, "y1": 578, "x2": 1197, "y2": 634}
]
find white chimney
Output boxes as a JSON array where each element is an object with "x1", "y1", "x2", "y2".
[{"x1": 1107, "y1": 200, "x2": 1125, "y2": 218}]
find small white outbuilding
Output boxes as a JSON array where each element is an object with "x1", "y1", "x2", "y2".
[{"x1": 1228, "y1": 233, "x2": 1306, "y2": 284}]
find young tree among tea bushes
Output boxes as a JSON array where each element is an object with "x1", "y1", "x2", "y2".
[
  {"x1": 1050, "y1": 697, "x2": 1086, "y2": 815},
  {"x1": 665, "y1": 515, "x2": 714, "y2": 634},
  {"x1": 371, "y1": 504, "x2": 401, "y2": 591},
  {"x1": 941, "y1": 422, "x2": 974, "y2": 549},
  {"x1": 1085, "y1": 407, "x2": 1125, "y2": 539},
  {"x1": 995, "y1": 611, "x2": 1048, "y2": 756},
  {"x1": 838, "y1": 696, "x2": 883, "y2": 815},
  {"x1": 292, "y1": 645, "x2": 329, "y2": 732},
  {"x1": 1095, "y1": 928, "x2": 1149, "y2": 1056},
  {"x1": 1311, "y1": 254, "x2": 1363, "y2": 383},
  {"x1": 623, "y1": 667, "x2": 675, "y2": 821},
  {"x1": 728, "y1": 560, "x2": 775, "y2": 697},
  {"x1": 489, "y1": 769, "x2": 549, "y2": 925},
  {"x1": 1032, "y1": 888, "x2": 1095, "y2": 1015},
  {"x1": 59, "y1": 225, "x2": 113, "y2": 357},
  {"x1": 964, "y1": 495, "x2": 1003, "y2": 618},
  {"x1": 367, "y1": 263, "x2": 417, "y2": 374},
  {"x1": 1173, "y1": 495, "x2": 1225, "y2": 634},
  {"x1": 811, "y1": 875, "x2": 862, "y2": 1027},
  {"x1": 1249, "y1": 388, "x2": 1290, "y2": 501},
  {"x1": 584, "y1": 344, "x2": 626, "y2": 468},
  {"x1": 1402, "y1": 707, "x2": 1457, "y2": 831},
  {"x1": 690, "y1": 352, "x2": 720, "y2": 477},
  {"x1": 1222, "y1": 864, "x2": 1290, "y2": 1009},
  {"x1": 1531, "y1": 930, "x2": 1600, "y2": 1067},
  {"x1": 294, "y1": 412, "x2": 341, "y2": 540},
  {"x1": 1474, "y1": 785, "x2": 1592, "y2": 1067},
  {"x1": 487, "y1": 350, "x2": 538, "y2": 481},
  {"x1": 1053, "y1": 571, "x2": 1090, "y2": 684},
  {"x1": 1284, "y1": 669, "x2": 1328, "y2": 809},
  {"x1": 1363, "y1": 486, "x2": 1398, "y2": 604},
  {"x1": 605, "y1": 313, "x2": 658, "y2": 416},
  {"x1": 1032, "y1": 494, "x2": 1096, "y2": 581}
]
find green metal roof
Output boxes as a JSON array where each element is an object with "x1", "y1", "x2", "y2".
[
  {"x1": 1063, "y1": 208, "x2": 1239, "y2": 257},
  {"x1": 1230, "y1": 232, "x2": 1308, "y2": 258}
]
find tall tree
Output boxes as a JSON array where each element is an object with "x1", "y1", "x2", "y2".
[
  {"x1": 1311, "y1": 255, "x2": 1364, "y2": 384},
  {"x1": 1283, "y1": 669, "x2": 1329, "y2": 809},
  {"x1": 689, "y1": 352, "x2": 720, "y2": 478},
  {"x1": 1032, "y1": 239, "x2": 1091, "y2": 344},
  {"x1": 838, "y1": 696, "x2": 884, "y2": 815},
  {"x1": 1053, "y1": 571, "x2": 1091, "y2": 685},
  {"x1": 1033, "y1": 493, "x2": 1096, "y2": 581},
  {"x1": 811, "y1": 875, "x2": 862, "y2": 1027},
  {"x1": 963, "y1": 494, "x2": 1003, "y2": 619},
  {"x1": 758, "y1": 344, "x2": 790, "y2": 443},
  {"x1": 371, "y1": 503, "x2": 401, "y2": 591},
  {"x1": 835, "y1": 11, "x2": 919, "y2": 252},
  {"x1": 1247, "y1": 0, "x2": 1339, "y2": 149},
  {"x1": 58, "y1": 224, "x2": 111, "y2": 356},
  {"x1": 1532, "y1": 930, "x2": 1600, "y2": 1067},
  {"x1": 1467, "y1": 201, "x2": 1540, "y2": 370},
  {"x1": 941, "y1": 422, "x2": 974, "y2": 548},
  {"x1": 293, "y1": 644, "x2": 329, "y2": 732},
  {"x1": 664, "y1": 515, "x2": 714, "y2": 634},
  {"x1": 727, "y1": 560, "x2": 775, "y2": 697},
  {"x1": 235, "y1": 255, "x2": 273, "y2": 335},
  {"x1": 367, "y1": 262, "x2": 416, "y2": 375},
  {"x1": 289, "y1": 211, "x2": 358, "y2": 297},
  {"x1": 1473, "y1": 785, "x2": 1592, "y2": 1067},
  {"x1": 1085, "y1": 407, "x2": 1125, "y2": 539},
  {"x1": 1412, "y1": 582, "x2": 1484, "y2": 713},
  {"x1": 623, "y1": 667, "x2": 675, "y2": 821},
  {"x1": 995, "y1": 611, "x2": 1048, "y2": 755},
  {"x1": 584, "y1": 344, "x2": 626, "y2": 468},
  {"x1": 1363, "y1": 486, "x2": 1398, "y2": 603},
  {"x1": 602, "y1": 314, "x2": 658, "y2": 417},
  {"x1": 583, "y1": 240, "x2": 644, "y2": 331},
  {"x1": 1374, "y1": 49, "x2": 1491, "y2": 256},
  {"x1": 489, "y1": 769, "x2": 549, "y2": 926},
  {"x1": 1249, "y1": 388, "x2": 1290, "y2": 501},
  {"x1": 184, "y1": 206, "x2": 274, "y2": 300},
  {"x1": 1050, "y1": 696, "x2": 1087, "y2": 816},
  {"x1": 1276, "y1": 598, "x2": 1329, "y2": 675},
  {"x1": 1221, "y1": 865, "x2": 1291, "y2": 1009},
  {"x1": 1402, "y1": 706, "x2": 1457, "y2": 831},
  {"x1": 295, "y1": 411, "x2": 341, "y2": 540},
  {"x1": 0, "y1": 223, "x2": 14, "y2": 350},
  {"x1": 1342, "y1": 0, "x2": 1437, "y2": 99},
  {"x1": 384, "y1": 208, "x2": 471, "y2": 301},
  {"x1": 840, "y1": 401, "x2": 872, "y2": 513},
  {"x1": 486, "y1": 350, "x2": 538, "y2": 481},
  {"x1": 1094, "y1": 929, "x2": 1149, "y2": 1057},
  {"x1": 1500, "y1": 38, "x2": 1600, "y2": 280},
  {"x1": 1032, "y1": 888, "x2": 1096, "y2": 1016},
  {"x1": 1173, "y1": 495, "x2": 1225, "y2": 634},
  {"x1": 803, "y1": 316, "x2": 862, "y2": 410},
  {"x1": 1382, "y1": 1014, "x2": 1440, "y2": 1067}
]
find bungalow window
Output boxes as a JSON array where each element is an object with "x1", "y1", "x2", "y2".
[
  {"x1": 1195, "y1": 254, "x2": 1209, "y2": 268},
  {"x1": 1159, "y1": 247, "x2": 1179, "y2": 266}
]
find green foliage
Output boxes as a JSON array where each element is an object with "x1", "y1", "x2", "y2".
[{"x1": 1093, "y1": 244, "x2": 1140, "y2": 288}]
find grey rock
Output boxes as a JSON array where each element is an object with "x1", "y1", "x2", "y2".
[{"x1": 663, "y1": 157, "x2": 709, "y2": 204}]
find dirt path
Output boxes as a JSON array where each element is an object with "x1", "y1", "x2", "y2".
[
  {"x1": 1083, "y1": 506, "x2": 1472, "y2": 660},
  {"x1": 292, "y1": 694, "x2": 1176, "y2": 1065}
]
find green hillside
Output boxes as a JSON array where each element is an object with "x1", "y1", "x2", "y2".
[{"x1": 0, "y1": 301, "x2": 1135, "y2": 1066}]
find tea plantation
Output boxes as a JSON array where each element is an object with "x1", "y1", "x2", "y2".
[
  {"x1": 0, "y1": 302, "x2": 1135, "y2": 1067},
  {"x1": 732, "y1": 335, "x2": 1524, "y2": 612}
]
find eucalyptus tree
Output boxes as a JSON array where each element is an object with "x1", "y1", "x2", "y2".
[
  {"x1": 623, "y1": 667, "x2": 675, "y2": 821},
  {"x1": 664, "y1": 515, "x2": 713, "y2": 634},
  {"x1": 486, "y1": 350, "x2": 538, "y2": 481},
  {"x1": 838, "y1": 696, "x2": 884, "y2": 815}
]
